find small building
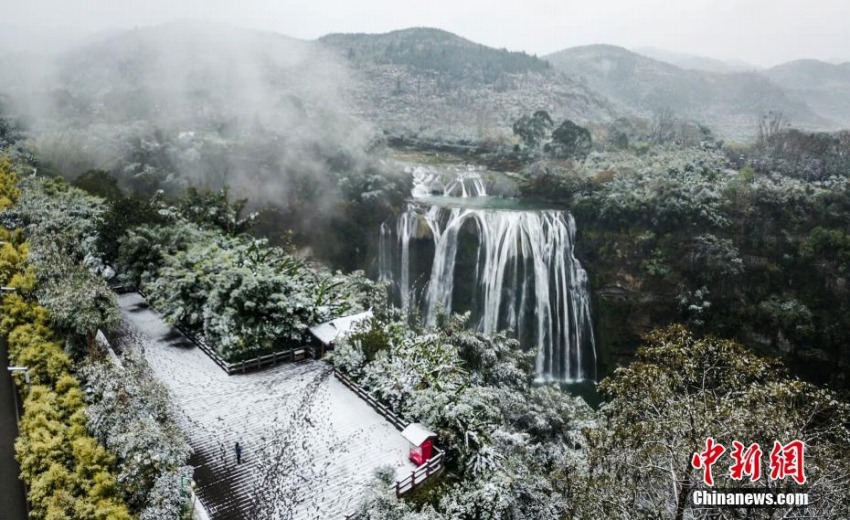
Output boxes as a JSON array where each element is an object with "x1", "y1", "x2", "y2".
[
  {"x1": 308, "y1": 311, "x2": 373, "y2": 357},
  {"x1": 401, "y1": 423, "x2": 437, "y2": 466}
]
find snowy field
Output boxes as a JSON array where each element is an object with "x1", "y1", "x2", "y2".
[{"x1": 119, "y1": 293, "x2": 415, "y2": 520}]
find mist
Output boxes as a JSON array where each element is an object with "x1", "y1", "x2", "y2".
[{"x1": 0, "y1": 20, "x2": 381, "y2": 217}]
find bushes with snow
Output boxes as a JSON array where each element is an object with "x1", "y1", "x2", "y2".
[
  {"x1": 573, "y1": 149, "x2": 732, "y2": 231},
  {"x1": 1, "y1": 162, "x2": 194, "y2": 518},
  {"x1": 12, "y1": 177, "x2": 120, "y2": 349},
  {"x1": 82, "y1": 346, "x2": 192, "y2": 517}
]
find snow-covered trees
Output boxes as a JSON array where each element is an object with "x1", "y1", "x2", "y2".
[
  {"x1": 576, "y1": 325, "x2": 850, "y2": 519},
  {"x1": 0, "y1": 231, "x2": 133, "y2": 519},
  {"x1": 574, "y1": 149, "x2": 731, "y2": 231},
  {"x1": 334, "y1": 314, "x2": 595, "y2": 519},
  {"x1": 30, "y1": 234, "x2": 119, "y2": 347},
  {"x1": 14, "y1": 177, "x2": 105, "y2": 262},
  {"x1": 146, "y1": 235, "x2": 316, "y2": 358},
  {"x1": 82, "y1": 343, "x2": 192, "y2": 518},
  {"x1": 512, "y1": 112, "x2": 593, "y2": 160},
  {"x1": 338, "y1": 312, "x2": 850, "y2": 519},
  {"x1": 10, "y1": 177, "x2": 120, "y2": 348},
  {"x1": 547, "y1": 119, "x2": 593, "y2": 160},
  {"x1": 0, "y1": 161, "x2": 196, "y2": 518},
  {"x1": 512, "y1": 110, "x2": 553, "y2": 150},
  {"x1": 117, "y1": 222, "x2": 207, "y2": 288},
  {"x1": 515, "y1": 140, "x2": 850, "y2": 378},
  {"x1": 177, "y1": 186, "x2": 256, "y2": 235},
  {"x1": 119, "y1": 215, "x2": 387, "y2": 361}
]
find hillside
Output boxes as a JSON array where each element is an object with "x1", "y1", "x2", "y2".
[
  {"x1": 546, "y1": 44, "x2": 828, "y2": 138},
  {"x1": 765, "y1": 59, "x2": 850, "y2": 128},
  {"x1": 633, "y1": 46, "x2": 758, "y2": 74},
  {"x1": 319, "y1": 28, "x2": 619, "y2": 141},
  {"x1": 5, "y1": 21, "x2": 362, "y2": 132},
  {"x1": 320, "y1": 27, "x2": 550, "y2": 81}
]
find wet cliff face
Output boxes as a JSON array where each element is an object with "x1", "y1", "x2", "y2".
[
  {"x1": 575, "y1": 221, "x2": 850, "y2": 389},
  {"x1": 575, "y1": 228, "x2": 675, "y2": 377}
]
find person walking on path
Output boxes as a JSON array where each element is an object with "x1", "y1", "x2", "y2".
[{"x1": 235, "y1": 442, "x2": 242, "y2": 464}]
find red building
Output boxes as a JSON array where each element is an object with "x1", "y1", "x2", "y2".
[{"x1": 401, "y1": 423, "x2": 437, "y2": 466}]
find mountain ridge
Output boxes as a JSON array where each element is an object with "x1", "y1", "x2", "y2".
[
  {"x1": 2, "y1": 20, "x2": 848, "y2": 145},
  {"x1": 545, "y1": 44, "x2": 831, "y2": 137},
  {"x1": 633, "y1": 46, "x2": 759, "y2": 74}
]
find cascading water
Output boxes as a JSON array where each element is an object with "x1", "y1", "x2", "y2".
[{"x1": 379, "y1": 166, "x2": 596, "y2": 382}]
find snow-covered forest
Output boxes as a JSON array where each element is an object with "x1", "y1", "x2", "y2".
[{"x1": 1, "y1": 15, "x2": 850, "y2": 520}]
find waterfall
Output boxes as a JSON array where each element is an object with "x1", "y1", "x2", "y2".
[
  {"x1": 410, "y1": 166, "x2": 489, "y2": 198},
  {"x1": 380, "y1": 170, "x2": 597, "y2": 383}
]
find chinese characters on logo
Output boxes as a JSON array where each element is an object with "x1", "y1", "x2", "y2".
[{"x1": 691, "y1": 438, "x2": 806, "y2": 486}]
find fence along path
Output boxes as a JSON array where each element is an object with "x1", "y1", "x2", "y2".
[
  {"x1": 119, "y1": 292, "x2": 420, "y2": 519},
  {"x1": 127, "y1": 285, "x2": 311, "y2": 375},
  {"x1": 333, "y1": 370, "x2": 445, "y2": 497}
]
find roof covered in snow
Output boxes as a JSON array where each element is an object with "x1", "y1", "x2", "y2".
[
  {"x1": 401, "y1": 423, "x2": 436, "y2": 447},
  {"x1": 309, "y1": 310, "x2": 373, "y2": 346}
]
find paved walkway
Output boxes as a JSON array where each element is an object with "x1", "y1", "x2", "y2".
[
  {"x1": 119, "y1": 293, "x2": 414, "y2": 520},
  {"x1": 0, "y1": 338, "x2": 28, "y2": 520}
]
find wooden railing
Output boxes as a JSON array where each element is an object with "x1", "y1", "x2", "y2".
[
  {"x1": 110, "y1": 284, "x2": 138, "y2": 295},
  {"x1": 394, "y1": 448, "x2": 445, "y2": 497},
  {"x1": 332, "y1": 369, "x2": 446, "y2": 498},
  {"x1": 333, "y1": 370, "x2": 407, "y2": 431},
  {"x1": 175, "y1": 323, "x2": 309, "y2": 375},
  {"x1": 126, "y1": 288, "x2": 312, "y2": 375}
]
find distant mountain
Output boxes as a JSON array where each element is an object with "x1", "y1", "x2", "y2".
[
  {"x1": 4, "y1": 20, "x2": 845, "y2": 150},
  {"x1": 766, "y1": 59, "x2": 850, "y2": 89},
  {"x1": 319, "y1": 28, "x2": 618, "y2": 140},
  {"x1": 321, "y1": 28, "x2": 550, "y2": 81},
  {"x1": 546, "y1": 44, "x2": 828, "y2": 138},
  {"x1": 764, "y1": 59, "x2": 850, "y2": 129},
  {"x1": 633, "y1": 47, "x2": 757, "y2": 74}
]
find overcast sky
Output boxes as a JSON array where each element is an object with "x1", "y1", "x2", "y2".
[{"x1": 7, "y1": 0, "x2": 850, "y2": 66}]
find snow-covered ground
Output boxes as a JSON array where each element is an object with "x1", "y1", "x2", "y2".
[{"x1": 119, "y1": 293, "x2": 415, "y2": 520}]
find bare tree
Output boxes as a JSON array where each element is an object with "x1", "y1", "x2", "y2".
[
  {"x1": 650, "y1": 107, "x2": 677, "y2": 145},
  {"x1": 757, "y1": 110, "x2": 787, "y2": 150}
]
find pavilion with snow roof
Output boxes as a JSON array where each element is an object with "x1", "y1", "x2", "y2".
[{"x1": 308, "y1": 310, "x2": 372, "y2": 356}]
